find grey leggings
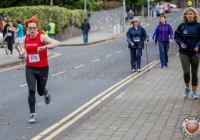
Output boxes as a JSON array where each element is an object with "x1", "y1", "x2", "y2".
[{"x1": 180, "y1": 54, "x2": 199, "y2": 86}]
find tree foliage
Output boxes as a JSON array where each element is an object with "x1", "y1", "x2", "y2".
[
  {"x1": 0, "y1": 0, "x2": 18, "y2": 8},
  {"x1": 0, "y1": 0, "x2": 173, "y2": 9},
  {"x1": 0, "y1": 0, "x2": 104, "y2": 8}
]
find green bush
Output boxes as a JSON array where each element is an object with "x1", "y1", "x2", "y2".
[
  {"x1": 0, "y1": 6, "x2": 85, "y2": 34},
  {"x1": 75, "y1": 0, "x2": 92, "y2": 12},
  {"x1": 92, "y1": 1, "x2": 103, "y2": 11},
  {"x1": 65, "y1": 0, "x2": 93, "y2": 12}
]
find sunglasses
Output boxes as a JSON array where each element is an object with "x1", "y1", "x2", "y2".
[{"x1": 28, "y1": 27, "x2": 37, "y2": 30}]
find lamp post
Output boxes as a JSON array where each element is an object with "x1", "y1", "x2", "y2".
[
  {"x1": 84, "y1": 0, "x2": 87, "y2": 18},
  {"x1": 50, "y1": 0, "x2": 53, "y2": 6},
  {"x1": 147, "y1": 0, "x2": 150, "y2": 20},
  {"x1": 123, "y1": 0, "x2": 126, "y2": 31}
]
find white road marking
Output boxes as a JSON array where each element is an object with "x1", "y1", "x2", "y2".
[
  {"x1": 116, "y1": 51, "x2": 122, "y2": 54},
  {"x1": 74, "y1": 64, "x2": 84, "y2": 69},
  {"x1": 175, "y1": 53, "x2": 179, "y2": 57},
  {"x1": 170, "y1": 17, "x2": 179, "y2": 25},
  {"x1": 143, "y1": 23, "x2": 150, "y2": 28},
  {"x1": 19, "y1": 84, "x2": 27, "y2": 87},
  {"x1": 91, "y1": 59, "x2": 100, "y2": 63},
  {"x1": 51, "y1": 71, "x2": 65, "y2": 77},
  {"x1": 105, "y1": 54, "x2": 112, "y2": 57}
]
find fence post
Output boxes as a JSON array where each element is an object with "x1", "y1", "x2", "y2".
[
  {"x1": 117, "y1": 24, "x2": 120, "y2": 35},
  {"x1": 113, "y1": 25, "x2": 116, "y2": 36}
]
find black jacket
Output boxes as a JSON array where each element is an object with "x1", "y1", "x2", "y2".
[
  {"x1": 3, "y1": 23, "x2": 9, "y2": 35},
  {"x1": 126, "y1": 25, "x2": 148, "y2": 49},
  {"x1": 174, "y1": 20, "x2": 200, "y2": 55},
  {"x1": 81, "y1": 21, "x2": 91, "y2": 31}
]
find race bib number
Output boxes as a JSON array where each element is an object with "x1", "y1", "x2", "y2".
[
  {"x1": 28, "y1": 54, "x2": 40, "y2": 63},
  {"x1": 8, "y1": 32, "x2": 12, "y2": 36},
  {"x1": 133, "y1": 37, "x2": 140, "y2": 42}
]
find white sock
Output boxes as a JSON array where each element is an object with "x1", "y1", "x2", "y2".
[
  {"x1": 31, "y1": 113, "x2": 36, "y2": 116},
  {"x1": 186, "y1": 87, "x2": 190, "y2": 90},
  {"x1": 44, "y1": 94, "x2": 48, "y2": 97}
]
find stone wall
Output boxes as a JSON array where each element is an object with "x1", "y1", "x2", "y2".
[
  {"x1": 55, "y1": 25, "x2": 82, "y2": 41},
  {"x1": 89, "y1": 6, "x2": 123, "y2": 31},
  {"x1": 55, "y1": 6, "x2": 123, "y2": 41}
]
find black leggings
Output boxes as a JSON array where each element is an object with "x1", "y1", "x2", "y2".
[
  {"x1": 7, "y1": 38, "x2": 14, "y2": 54},
  {"x1": 26, "y1": 65, "x2": 49, "y2": 113}
]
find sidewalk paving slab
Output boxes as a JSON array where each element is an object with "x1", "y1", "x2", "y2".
[{"x1": 66, "y1": 56, "x2": 200, "y2": 140}]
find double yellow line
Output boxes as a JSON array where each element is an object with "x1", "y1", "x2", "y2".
[{"x1": 32, "y1": 60, "x2": 159, "y2": 140}]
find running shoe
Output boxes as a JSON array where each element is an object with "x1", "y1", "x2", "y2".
[
  {"x1": 5, "y1": 49, "x2": 8, "y2": 55},
  {"x1": 44, "y1": 88, "x2": 51, "y2": 105},
  {"x1": 137, "y1": 69, "x2": 142, "y2": 72},
  {"x1": 132, "y1": 69, "x2": 136, "y2": 72},
  {"x1": 29, "y1": 113, "x2": 36, "y2": 123},
  {"x1": 192, "y1": 91, "x2": 198, "y2": 100},
  {"x1": 161, "y1": 63, "x2": 166, "y2": 68},
  {"x1": 165, "y1": 63, "x2": 168, "y2": 68},
  {"x1": 184, "y1": 88, "x2": 190, "y2": 99},
  {"x1": 7, "y1": 49, "x2": 11, "y2": 55}
]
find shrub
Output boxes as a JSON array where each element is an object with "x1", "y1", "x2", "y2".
[
  {"x1": 0, "y1": 6, "x2": 85, "y2": 34},
  {"x1": 75, "y1": 0, "x2": 93, "y2": 12},
  {"x1": 92, "y1": 1, "x2": 103, "y2": 11},
  {"x1": 98, "y1": 1, "x2": 122, "y2": 11}
]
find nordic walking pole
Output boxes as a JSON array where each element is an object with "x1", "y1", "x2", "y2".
[{"x1": 146, "y1": 35, "x2": 149, "y2": 72}]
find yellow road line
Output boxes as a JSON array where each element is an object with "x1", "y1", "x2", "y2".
[
  {"x1": 43, "y1": 60, "x2": 159, "y2": 140},
  {"x1": 31, "y1": 60, "x2": 158, "y2": 140}
]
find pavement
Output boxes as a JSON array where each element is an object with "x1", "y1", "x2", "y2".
[{"x1": 66, "y1": 56, "x2": 200, "y2": 140}]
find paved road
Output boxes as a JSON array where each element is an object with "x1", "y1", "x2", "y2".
[{"x1": 0, "y1": 11, "x2": 182, "y2": 140}]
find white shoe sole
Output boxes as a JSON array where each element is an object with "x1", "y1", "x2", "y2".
[
  {"x1": 29, "y1": 118, "x2": 36, "y2": 123},
  {"x1": 183, "y1": 95, "x2": 188, "y2": 99},
  {"x1": 192, "y1": 96, "x2": 198, "y2": 100}
]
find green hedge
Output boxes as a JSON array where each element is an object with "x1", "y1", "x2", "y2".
[
  {"x1": 65, "y1": 0, "x2": 102, "y2": 12},
  {"x1": 0, "y1": 6, "x2": 85, "y2": 34}
]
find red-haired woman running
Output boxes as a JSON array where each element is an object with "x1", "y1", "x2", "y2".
[{"x1": 20, "y1": 15, "x2": 60, "y2": 123}]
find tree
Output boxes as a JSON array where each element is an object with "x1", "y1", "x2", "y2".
[{"x1": 0, "y1": 0, "x2": 18, "y2": 8}]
